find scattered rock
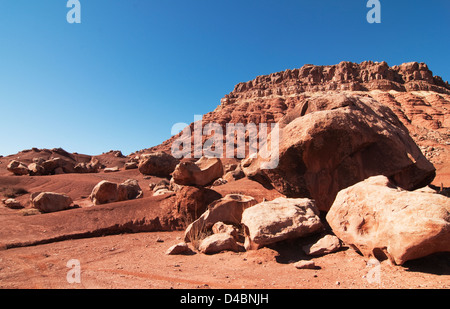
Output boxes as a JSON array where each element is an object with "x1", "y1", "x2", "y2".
[
  {"x1": 212, "y1": 178, "x2": 227, "y2": 187},
  {"x1": 124, "y1": 162, "x2": 138, "y2": 170},
  {"x1": 7, "y1": 160, "x2": 29, "y2": 176},
  {"x1": 32, "y1": 192, "x2": 73, "y2": 213},
  {"x1": 27, "y1": 163, "x2": 45, "y2": 176},
  {"x1": 118, "y1": 179, "x2": 143, "y2": 201},
  {"x1": 212, "y1": 221, "x2": 238, "y2": 239},
  {"x1": 104, "y1": 167, "x2": 120, "y2": 173},
  {"x1": 74, "y1": 162, "x2": 99, "y2": 174},
  {"x1": 184, "y1": 194, "x2": 257, "y2": 242},
  {"x1": 3, "y1": 198, "x2": 23, "y2": 209},
  {"x1": 198, "y1": 233, "x2": 241, "y2": 254},
  {"x1": 326, "y1": 175, "x2": 450, "y2": 265},
  {"x1": 302, "y1": 234, "x2": 341, "y2": 256},
  {"x1": 165, "y1": 242, "x2": 192, "y2": 255},
  {"x1": 294, "y1": 260, "x2": 317, "y2": 269},
  {"x1": 241, "y1": 197, "x2": 323, "y2": 250},
  {"x1": 152, "y1": 179, "x2": 173, "y2": 196}
]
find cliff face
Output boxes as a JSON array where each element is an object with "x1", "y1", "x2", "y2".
[
  {"x1": 147, "y1": 61, "x2": 450, "y2": 184},
  {"x1": 223, "y1": 61, "x2": 449, "y2": 105}
]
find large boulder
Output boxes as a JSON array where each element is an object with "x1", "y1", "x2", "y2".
[
  {"x1": 7, "y1": 160, "x2": 29, "y2": 176},
  {"x1": 172, "y1": 157, "x2": 224, "y2": 186},
  {"x1": 32, "y1": 192, "x2": 73, "y2": 213},
  {"x1": 326, "y1": 175, "x2": 450, "y2": 265},
  {"x1": 90, "y1": 181, "x2": 119, "y2": 205},
  {"x1": 90, "y1": 179, "x2": 143, "y2": 205},
  {"x1": 241, "y1": 197, "x2": 323, "y2": 250},
  {"x1": 184, "y1": 194, "x2": 257, "y2": 242},
  {"x1": 138, "y1": 152, "x2": 179, "y2": 177},
  {"x1": 245, "y1": 94, "x2": 436, "y2": 211}
]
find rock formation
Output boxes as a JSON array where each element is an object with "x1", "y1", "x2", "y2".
[{"x1": 146, "y1": 61, "x2": 449, "y2": 184}]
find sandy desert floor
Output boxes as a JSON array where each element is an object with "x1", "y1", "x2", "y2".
[{"x1": 1, "y1": 230, "x2": 449, "y2": 289}]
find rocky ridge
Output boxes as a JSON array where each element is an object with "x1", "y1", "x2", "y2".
[{"x1": 149, "y1": 61, "x2": 450, "y2": 182}]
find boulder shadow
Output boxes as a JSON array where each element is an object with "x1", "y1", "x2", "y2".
[
  {"x1": 403, "y1": 252, "x2": 450, "y2": 275},
  {"x1": 266, "y1": 233, "x2": 345, "y2": 266}
]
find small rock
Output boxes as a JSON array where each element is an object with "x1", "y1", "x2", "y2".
[
  {"x1": 124, "y1": 162, "x2": 138, "y2": 170},
  {"x1": 302, "y1": 234, "x2": 341, "y2": 256},
  {"x1": 199, "y1": 233, "x2": 241, "y2": 254},
  {"x1": 212, "y1": 222, "x2": 238, "y2": 239},
  {"x1": 104, "y1": 167, "x2": 120, "y2": 173},
  {"x1": 294, "y1": 260, "x2": 316, "y2": 269},
  {"x1": 3, "y1": 198, "x2": 23, "y2": 209},
  {"x1": 165, "y1": 243, "x2": 192, "y2": 255}
]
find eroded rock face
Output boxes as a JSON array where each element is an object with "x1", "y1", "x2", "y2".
[
  {"x1": 147, "y1": 62, "x2": 450, "y2": 168},
  {"x1": 172, "y1": 157, "x2": 224, "y2": 186},
  {"x1": 326, "y1": 175, "x2": 450, "y2": 265},
  {"x1": 241, "y1": 197, "x2": 323, "y2": 250},
  {"x1": 32, "y1": 192, "x2": 73, "y2": 213},
  {"x1": 245, "y1": 93, "x2": 436, "y2": 211}
]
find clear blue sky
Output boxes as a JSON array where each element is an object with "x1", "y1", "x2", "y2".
[{"x1": 0, "y1": 0, "x2": 449, "y2": 156}]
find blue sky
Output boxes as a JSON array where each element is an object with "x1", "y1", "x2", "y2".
[{"x1": 0, "y1": 0, "x2": 449, "y2": 156}]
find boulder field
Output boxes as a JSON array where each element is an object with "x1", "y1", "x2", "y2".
[{"x1": 0, "y1": 61, "x2": 449, "y2": 281}]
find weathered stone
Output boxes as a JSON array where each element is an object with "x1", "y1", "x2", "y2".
[
  {"x1": 32, "y1": 192, "x2": 73, "y2": 213},
  {"x1": 172, "y1": 157, "x2": 224, "y2": 186},
  {"x1": 184, "y1": 194, "x2": 257, "y2": 242},
  {"x1": 198, "y1": 233, "x2": 240, "y2": 254},
  {"x1": 138, "y1": 152, "x2": 179, "y2": 177},
  {"x1": 7, "y1": 160, "x2": 29, "y2": 176},
  {"x1": 3, "y1": 198, "x2": 23, "y2": 209},
  {"x1": 241, "y1": 197, "x2": 323, "y2": 250},
  {"x1": 302, "y1": 234, "x2": 341, "y2": 256},
  {"x1": 326, "y1": 175, "x2": 450, "y2": 265},
  {"x1": 165, "y1": 242, "x2": 192, "y2": 255},
  {"x1": 294, "y1": 260, "x2": 317, "y2": 269}
]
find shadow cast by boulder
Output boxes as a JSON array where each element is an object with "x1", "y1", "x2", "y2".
[{"x1": 403, "y1": 252, "x2": 450, "y2": 275}]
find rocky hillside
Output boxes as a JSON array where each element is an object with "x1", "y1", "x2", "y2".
[{"x1": 148, "y1": 61, "x2": 450, "y2": 185}]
